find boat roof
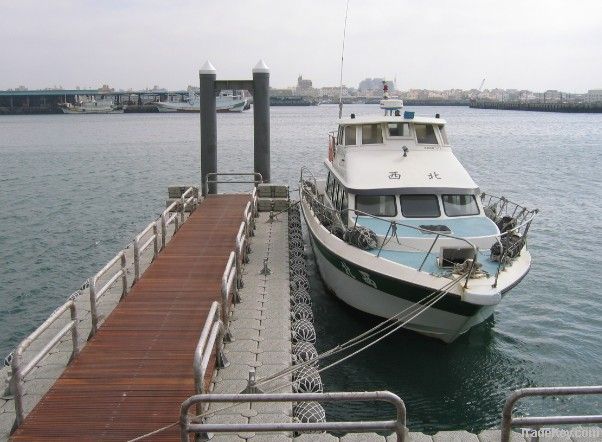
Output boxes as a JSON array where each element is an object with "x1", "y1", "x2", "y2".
[
  {"x1": 337, "y1": 115, "x2": 446, "y2": 125},
  {"x1": 326, "y1": 148, "x2": 479, "y2": 195}
]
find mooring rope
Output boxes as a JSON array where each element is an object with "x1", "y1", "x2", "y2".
[{"x1": 254, "y1": 274, "x2": 464, "y2": 388}]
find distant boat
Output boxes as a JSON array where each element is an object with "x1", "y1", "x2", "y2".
[
  {"x1": 270, "y1": 96, "x2": 318, "y2": 106},
  {"x1": 60, "y1": 97, "x2": 123, "y2": 114},
  {"x1": 154, "y1": 91, "x2": 247, "y2": 113}
]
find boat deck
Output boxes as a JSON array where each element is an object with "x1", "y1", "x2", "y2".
[{"x1": 10, "y1": 194, "x2": 250, "y2": 441}]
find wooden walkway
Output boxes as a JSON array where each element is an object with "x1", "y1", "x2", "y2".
[{"x1": 11, "y1": 194, "x2": 250, "y2": 441}]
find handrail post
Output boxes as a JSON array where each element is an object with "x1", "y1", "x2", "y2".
[
  {"x1": 69, "y1": 302, "x2": 79, "y2": 363},
  {"x1": 180, "y1": 194, "x2": 186, "y2": 224},
  {"x1": 10, "y1": 351, "x2": 24, "y2": 432},
  {"x1": 89, "y1": 277, "x2": 98, "y2": 339},
  {"x1": 161, "y1": 212, "x2": 167, "y2": 250},
  {"x1": 120, "y1": 252, "x2": 128, "y2": 301},
  {"x1": 152, "y1": 222, "x2": 159, "y2": 259},
  {"x1": 419, "y1": 234, "x2": 440, "y2": 272},
  {"x1": 133, "y1": 238, "x2": 141, "y2": 283}
]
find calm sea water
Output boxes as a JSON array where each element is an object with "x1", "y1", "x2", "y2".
[{"x1": 0, "y1": 106, "x2": 600, "y2": 433}]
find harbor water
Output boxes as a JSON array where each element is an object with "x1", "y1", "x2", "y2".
[{"x1": 0, "y1": 105, "x2": 600, "y2": 433}]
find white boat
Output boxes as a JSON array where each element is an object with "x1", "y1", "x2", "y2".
[
  {"x1": 154, "y1": 91, "x2": 247, "y2": 113},
  {"x1": 300, "y1": 99, "x2": 538, "y2": 343},
  {"x1": 60, "y1": 96, "x2": 123, "y2": 114}
]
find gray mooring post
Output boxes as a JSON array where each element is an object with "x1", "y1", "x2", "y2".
[
  {"x1": 200, "y1": 60, "x2": 218, "y2": 195},
  {"x1": 253, "y1": 60, "x2": 271, "y2": 183}
]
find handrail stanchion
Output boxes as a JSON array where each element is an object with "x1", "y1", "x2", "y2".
[
  {"x1": 89, "y1": 278, "x2": 99, "y2": 338},
  {"x1": 419, "y1": 234, "x2": 440, "y2": 272},
  {"x1": 133, "y1": 239, "x2": 141, "y2": 283},
  {"x1": 161, "y1": 212, "x2": 167, "y2": 250},
  {"x1": 69, "y1": 302, "x2": 79, "y2": 363},
  {"x1": 152, "y1": 222, "x2": 159, "y2": 258},
  {"x1": 180, "y1": 194, "x2": 186, "y2": 224},
  {"x1": 120, "y1": 252, "x2": 128, "y2": 300}
]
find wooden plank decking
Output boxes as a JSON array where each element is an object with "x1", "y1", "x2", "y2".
[{"x1": 11, "y1": 194, "x2": 250, "y2": 441}]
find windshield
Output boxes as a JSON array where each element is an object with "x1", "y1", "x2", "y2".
[
  {"x1": 400, "y1": 195, "x2": 440, "y2": 218},
  {"x1": 355, "y1": 195, "x2": 397, "y2": 217},
  {"x1": 442, "y1": 194, "x2": 480, "y2": 216}
]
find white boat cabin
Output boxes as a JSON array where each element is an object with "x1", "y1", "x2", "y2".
[{"x1": 324, "y1": 113, "x2": 499, "y2": 246}]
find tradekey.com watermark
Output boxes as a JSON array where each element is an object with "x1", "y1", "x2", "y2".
[{"x1": 521, "y1": 427, "x2": 601, "y2": 439}]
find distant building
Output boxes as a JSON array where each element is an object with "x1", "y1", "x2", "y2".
[
  {"x1": 587, "y1": 89, "x2": 602, "y2": 102},
  {"x1": 544, "y1": 90, "x2": 561, "y2": 101},
  {"x1": 99, "y1": 84, "x2": 114, "y2": 93},
  {"x1": 296, "y1": 75, "x2": 313, "y2": 91}
]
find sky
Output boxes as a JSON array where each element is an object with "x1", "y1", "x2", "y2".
[{"x1": 0, "y1": 0, "x2": 600, "y2": 92}]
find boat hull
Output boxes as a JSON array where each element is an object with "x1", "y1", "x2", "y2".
[
  {"x1": 309, "y1": 232, "x2": 494, "y2": 342},
  {"x1": 61, "y1": 108, "x2": 124, "y2": 114}
]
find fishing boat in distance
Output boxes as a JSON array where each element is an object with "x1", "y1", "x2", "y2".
[
  {"x1": 154, "y1": 90, "x2": 247, "y2": 113},
  {"x1": 300, "y1": 91, "x2": 538, "y2": 343},
  {"x1": 60, "y1": 96, "x2": 124, "y2": 114}
]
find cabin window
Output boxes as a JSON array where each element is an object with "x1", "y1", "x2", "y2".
[
  {"x1": 414, "y1": 124, "x2": 438, "y2": 144},
  {"x1": 387, "y1": 122, "x2": 410, "y2": 137},
  {"x1": 362, "y1": 124, "x2": 383, "y2": 144},
  {"x1": 442, "y1": 195, "x2": 480, "y2": 217},
  {"x1": 337, "y1": 127, "x2": 344, "y2": 145},
  {"x1": 344, "y1": 126, "x2": 356, "y2": 145},
  {"x1": 355, "y1": 195, "x2": 397, "y2": 217},
  {"x1": 400, "y1": 195, "x2": 441, "y2": 218}
]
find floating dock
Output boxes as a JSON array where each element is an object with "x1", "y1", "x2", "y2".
[{"x1": 1, "y1": 186, "x2": 600, "y2": 441}]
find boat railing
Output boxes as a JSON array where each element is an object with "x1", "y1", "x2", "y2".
[
  {"x1": 299, "y1": 179, "x2": 479, "y2": 288},
  {"x1": 480, "y1": 192, "x2": 539, "y2": 287},
  {"x1": 203, "y1": 172, "x2": 263, "y2": 196},
  {"x1": 179, "y1": 391, "x2": 407, "y2": 442},
  {"x1": 9, "y1": 299, "x2": 79, "y2": 431},
  {"x1": 501, "y1": 385, "x2": 602, "y2": 442}
]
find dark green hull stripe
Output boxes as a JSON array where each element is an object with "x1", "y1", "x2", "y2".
[{"x1": 308, "y1": 227, "x2": 480, "y2": 317}]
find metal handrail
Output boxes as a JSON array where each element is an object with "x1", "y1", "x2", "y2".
[
  {"x1": 133, "y1": 221, "x2": 159, "y2": 283},
  {"x1": 160, "y1": 186, "x2": 197, "y2": 246},
  {"x1": 501, "y1": 386, "x2": 602, "y2": 442},
  {"x1": 10, "y1": 300, "x2": 79, "y2": 431},
  {"x1": 193, "y1": 302, "x2": 227, "y2": 397},
  {"x1": 89, "y1": 250, "x2": 127, "y2": 338},
  {"x1": 221, "y1": 251, "x2": 238, "y2": 341},
  {"x1": 235, "y1": 222, "x2": 248, "y2": 284},
  {"x1": 179, "y1": 391, "x2": 407, "y2": 442},
  {"x1": 204, "y1": 172, "x2": 263, "y2": 196},
  {"x1": 251, "y1": 186, "x2": 259, "y2": 218}
]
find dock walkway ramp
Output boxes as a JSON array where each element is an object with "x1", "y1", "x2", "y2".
[{"x1": 11, "y1": 194, "x2": 250, "y2": 441}]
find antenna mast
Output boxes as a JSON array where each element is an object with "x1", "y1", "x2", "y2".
[{"x1": 338, "y1": 0, "x2": 350, "y2": 119}]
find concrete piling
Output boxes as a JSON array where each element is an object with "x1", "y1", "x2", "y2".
[
  {"x1": 252, "y1": 60, "x2": 271, "y2": 183},
  {"x1": 199, "y1": 60, "x2": 218, "y2": 195}
]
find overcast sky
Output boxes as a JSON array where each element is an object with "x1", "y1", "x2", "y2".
[{"x1": 1, "y1": 0, "x2": 600, "y2": 92}]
